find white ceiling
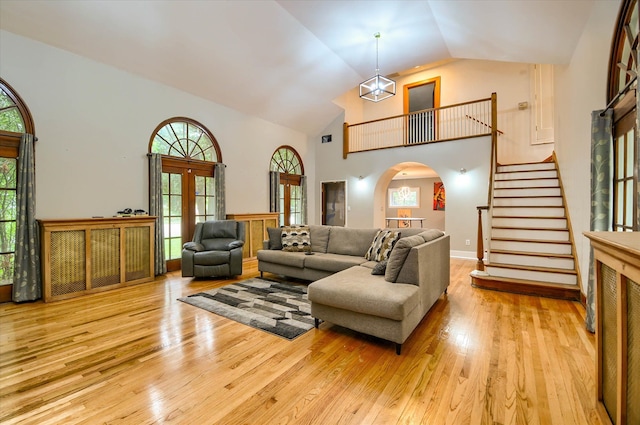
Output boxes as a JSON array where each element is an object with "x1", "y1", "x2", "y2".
[{"x1": 0, "y1": 0, "x2": 609, "y2": 136}]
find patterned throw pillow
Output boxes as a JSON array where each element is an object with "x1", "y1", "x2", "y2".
[
  {"x1": 365, "y1": 230, "x2": 401, "y2": 262},
  {"x1": 281, "y1": 225, "x2": 311, "y2": 252}
]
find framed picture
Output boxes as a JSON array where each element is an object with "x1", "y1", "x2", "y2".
[
  {"x1": 433, "y1": 182, "x2": 445, "y2": 211},
  {"x1": 388, "y1": 187, "x2": 420, "y2": 208}
]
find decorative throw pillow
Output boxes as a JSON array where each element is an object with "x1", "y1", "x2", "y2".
[
  {"x1": 365, "y1": 230, "x2": 401, "y2": 262},
  {"x1": 281, "y1": 225, "x2": 311, "y2": 252},
  {"x1": 371, "y1": 260, "x2": 387, "y2": 275},
  {"x1": 267, "y1": 227, "x2": 283, "y2": 250}
]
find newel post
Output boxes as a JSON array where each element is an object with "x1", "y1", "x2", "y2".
[{"x1": 475, "y1": 206, "x2": 488, "y2": 271}]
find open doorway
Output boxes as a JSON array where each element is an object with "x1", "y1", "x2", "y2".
[
  {"x1": 376, "y1": 162, "x2": 445, "y2": 231},
  {"x1": 321, "y1": 181, "x2": 346, "y2": 226}
]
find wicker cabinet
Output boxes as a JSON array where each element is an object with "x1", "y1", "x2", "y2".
[
  {"x1": 226, "y1": 213, "x2": 279, "y2": 260},
  {"x1": 585, "y1": 232, "x2": 640, "y2": 425},
  {"x1": 40, "y1": 217, "x2": 155, "y2": 302}
]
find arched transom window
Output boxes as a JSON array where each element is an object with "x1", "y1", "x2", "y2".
[{"x1": 150, "y1": 117, "x2": 221, "y2": 161}]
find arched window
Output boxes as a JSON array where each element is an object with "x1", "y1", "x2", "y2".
[
  {"x1": 149, "y1": 117, "x2": 222, "y2": 271},
  {"x1": 0, "y1": 78, "x2": 35, "y2": 293},
  {"x1": 270, "y1": 146, "x2": 305, "y2": 226},
  {"x1": 608, "y1": 0, "x2": 638, "y2": 231}
]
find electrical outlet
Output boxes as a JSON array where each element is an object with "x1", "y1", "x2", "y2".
[{"x1": 465, "y1": 239, "x2": 471, "y2": 246}]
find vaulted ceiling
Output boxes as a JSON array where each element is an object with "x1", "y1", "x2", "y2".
[{"x1": 0, "y1": 0, "x2": 612, "y2": 135}]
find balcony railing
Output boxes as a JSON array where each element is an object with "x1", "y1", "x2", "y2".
[{"x1": 343, "y1": 93, "x2": 497, "y2": 159}]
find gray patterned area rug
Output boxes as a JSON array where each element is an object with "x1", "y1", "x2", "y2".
[{"x1": 178, "y1": 278, "x2": 314, "y2": 340}]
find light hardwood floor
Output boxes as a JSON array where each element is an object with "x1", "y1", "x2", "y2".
[{"x1": 0, "y1": 259, "x2": 603, "y2": 425}]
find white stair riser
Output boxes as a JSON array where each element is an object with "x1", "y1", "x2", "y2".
[
  {"x1": 491, "y1": 228, "x2": 569, "y2": 241},
  {"x1": 493, "y1": 197, "x2": 563, "y2": 207},
  {"x1": 492, "y1": 217, "x2": 567, "y2": 229},
  {"x1": 490, "y1": 240, "x2": 573, "y2": 255},
  {"x1": 495, "y1": 170, "x2": 558, "y2": 180},
  {"x1": 490, "y1": 253, "x2": 575, "y2": 270},
  {"x1": 494, "y1": 179, "x2": 559, "y2": 189},
  {"x1": 485, "y1": 266, "x2": 578, "y2": 285},
  {"x1": 497, "y1": 163, "x2": 555, "y2": 173},
  {"x1": 493, "y1": 187, "x2": 561, "y2": 197},
  {"x1": 492, "y1": 207, "x2": 565, "y2": 218}
]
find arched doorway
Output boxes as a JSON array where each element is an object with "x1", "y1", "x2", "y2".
[{"x1": 373, "y1": 162, "x2": 445, "y2": 231}]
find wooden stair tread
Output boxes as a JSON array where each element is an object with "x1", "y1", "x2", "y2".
[
  {"x1": 492, "y1": 225, "x2": 569, "y2": 231},
  {"x1": 494, "y1": 195, "x2": 562, "y2": 199},
  {"x1": 486, "y1": 262, "x2": 577, "y2": 275},
  {"x1": 493, "y1": 205, "x2": 564, "y2": 209},
  {"x1": 471, "y1": 275, "x2": 580, "y2": 301},
  {"x1": 494, "y1": 176, "x2": 558, "y2": 181},
  {"x1": 490, "y1": 249, "x2": 574, "y2": 259},
  {"x1": 491, "y1": 237, "x2": 572, "y2": 245},
  {"x1": 492, "y1": 215, "x2": 566, "y2": 219}
]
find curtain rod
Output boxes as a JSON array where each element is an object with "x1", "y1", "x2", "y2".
[{"x1": 600, "y1": 75, "x2": 637, "y2": 116}]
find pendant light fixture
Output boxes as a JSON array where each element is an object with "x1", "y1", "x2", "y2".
[{"x1": 359, "y1": 32, "x2": 396, "y2": 102}]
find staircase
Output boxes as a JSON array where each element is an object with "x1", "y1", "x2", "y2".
[{"x1": 471, "y1": 159, "x2": 581, "y2": 300}]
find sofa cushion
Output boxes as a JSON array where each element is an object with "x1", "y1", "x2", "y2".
[
  {"x1": 256, "y1": 249, "x2": 307, "y2": 268},
  {"x1": 308, "y1": 266, "x2": 420, "y2": 321},
  {"x1": 419, "y1": 229, "x2": 445, "y2": 243},
  {"x1": 365, "y1": 230, "x2": 401, "y2": 261},
  {"x1": 303, "y1": 253, "x2": 367, "y2": 273},
  {"x1": 384, "y1": 234, "x2": 426, "y2": 282},
  {"x1": 309, "y1": 225, "x2": 331, "y2": 253},
  {"x1": 326, "y1": 227, "x2": 379, "y2": 257},
  {"x1": 267, "y1": 227, "x2": 283, "y2": 250},
  {"x1": 202, "y1": 220, "x2": 238, "y2": 239},
  {"x1": 194, "y1": 250, "x2": 230, "y2": 266},
  {"x1": 281, "y1": 225, "x2": 311, "y2": 252}
]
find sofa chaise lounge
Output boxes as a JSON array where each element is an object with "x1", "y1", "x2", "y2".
[{"x1": 257, "y1": 225, "x2": 450, "y2": 354}]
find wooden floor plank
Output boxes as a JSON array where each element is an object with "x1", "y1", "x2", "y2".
[{"x1": 0, "y1": 259, "x2": 604, "y2": 425}]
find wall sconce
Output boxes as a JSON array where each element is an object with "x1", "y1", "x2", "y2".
[
  {"x1": 459, "y1": 168, "x2": 467, "y2": 175},
  {"x1": 358, "y1": 175, "x2": 364, "y2": 180}
]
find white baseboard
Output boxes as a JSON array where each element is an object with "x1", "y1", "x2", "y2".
[{"x1": 450, "y1": 250, "x2": 477, "y2": 260}]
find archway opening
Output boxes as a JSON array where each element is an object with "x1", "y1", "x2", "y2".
[{"x1": 373, "y1": 162, "x2": 445, "y2": 231}]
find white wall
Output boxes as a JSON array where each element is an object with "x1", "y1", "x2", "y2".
[
  {"x1": 555, "y1": 0, "x2": 620, "y2": 294},
  {"x1": 0, "y1": 30, "x2": 311, "y2": 220}
]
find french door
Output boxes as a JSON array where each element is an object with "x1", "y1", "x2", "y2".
[
  {"x1": 279, "y1": 173, "x2": 302, "y2": 226},
  {"x1": 162, "y1": 157, "x2": 216, "y2": 271}
]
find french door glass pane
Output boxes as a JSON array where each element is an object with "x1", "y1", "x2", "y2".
[
  {"x1": 617, "y1": 136, "x2": 625, "y2": 179},
  {"x1": 0, "y1": 157, "x2": 17, "y2": 286},
  {"x1": 0, "y1": 253, "x2": 14, "y2": 286},
  {"x1": 627, "y1": 129, "x2": 635, "y2": 176},
  {"x1": 195, "y1": 175, "x2": 215, "y2": 222},
  {"x1": 626, "y1": 180, "x2": 634, "y2": 226},
  {"x1": 162, "y1": 172, "x2": 182, "y2": 260}
]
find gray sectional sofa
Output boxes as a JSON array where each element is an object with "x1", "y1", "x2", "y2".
[{"x1": 257, "y1": 225, "x2": 450, "y2": 354}]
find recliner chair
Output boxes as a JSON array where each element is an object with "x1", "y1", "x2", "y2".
[{"x1": 181, "y1": 220, "x2": 245, "y2": 278}]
